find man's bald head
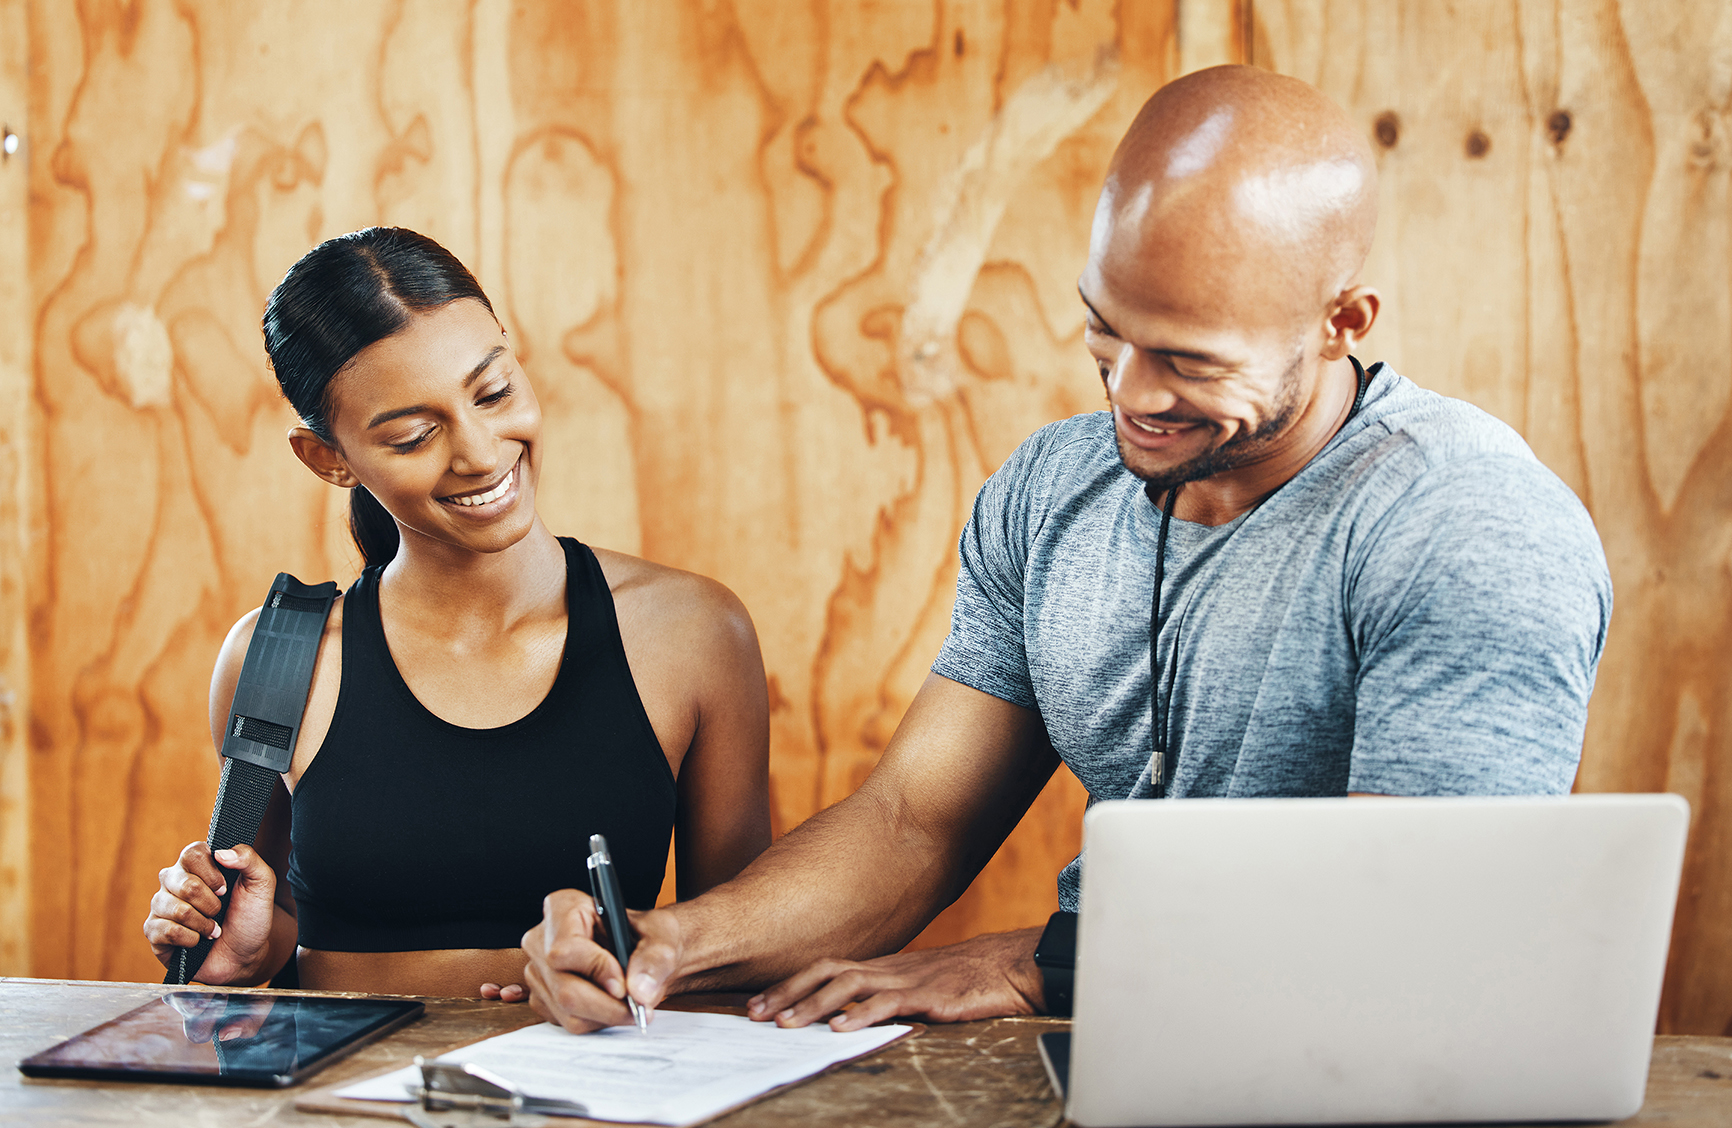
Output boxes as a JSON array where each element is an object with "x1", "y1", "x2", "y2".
[
  {"x1": 1092, "y1": 65, "x2": 1378, "y2": 323},
  {"x1": 1080, "y1": 67, "x2": 1384, "y2": 510}
]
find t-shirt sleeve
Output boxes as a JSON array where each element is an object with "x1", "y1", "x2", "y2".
[
  {"x1": 1345, "y1": 455, "x2": 1612, "y2": 795},
  {"x1": 929, "y1": 429, "x2": 1055, "y2": 710}
]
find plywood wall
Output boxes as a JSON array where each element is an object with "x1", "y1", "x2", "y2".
[
  {"x1": 11, "y1": 0, "x2": 1172, "y2": 986},
  {"x1": 0, "y1": 0, "x2": 32, "y2": 981},
  {"x1": 1251, "y1": 0, "x2": 1732, "y2": 1036},
  {"x1": 3, "y1": 0, "x2": 1728, "y2": 1036}
]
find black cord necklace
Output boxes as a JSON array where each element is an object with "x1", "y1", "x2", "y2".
[{"x1": 1146, "y1": 356, "x2": 1370, "y2": 797}]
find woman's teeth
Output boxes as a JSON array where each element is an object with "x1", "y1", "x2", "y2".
[{"x1": 448, "y1": 466, "x2": 513, "y2": 507}]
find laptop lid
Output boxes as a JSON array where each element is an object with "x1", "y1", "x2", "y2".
[{"x1": 1066, "y1": 795, "x2": 1688, "y2": 1127}]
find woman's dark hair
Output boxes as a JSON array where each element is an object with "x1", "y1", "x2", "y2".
[{"x1": 263, "y1": 227, "x2": 496, "y2": 569}]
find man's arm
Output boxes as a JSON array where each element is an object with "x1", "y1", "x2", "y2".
[{"x1": 521, "y1": 673, "x2": 1058, "y2": 1033}]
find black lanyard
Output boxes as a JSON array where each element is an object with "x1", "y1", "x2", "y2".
[{"x1": 1146, "y1": 356, "x2": 1370, "y2": 797}]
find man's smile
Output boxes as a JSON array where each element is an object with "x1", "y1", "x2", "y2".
[
  {"x1": 1127, "y1": 416, "x2": 1193, "y2": 436},
  {"x1": 1115, "y1": 407, "x2": 1211, "y2": 445}
]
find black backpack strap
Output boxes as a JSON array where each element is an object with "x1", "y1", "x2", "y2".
[{"x1": 166, "y1": 573, "x2": 337, "y2": 985}]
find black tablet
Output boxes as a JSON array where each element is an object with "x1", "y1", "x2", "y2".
[{"x1": 17, "y1": 990, "x2": 424, "y2": 1088}]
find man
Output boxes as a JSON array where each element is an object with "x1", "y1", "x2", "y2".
[{"x1": 522, "y1": 65, "x2": 1611, "y2": 1033}]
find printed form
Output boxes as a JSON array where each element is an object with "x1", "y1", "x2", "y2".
[{"x1": 334, "y1": 1009, "x2": 912, "y2": 1125}]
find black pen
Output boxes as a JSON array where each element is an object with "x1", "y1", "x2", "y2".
[{"x1": 587, "y1": 833, "x2": 648, "y2": 1035}]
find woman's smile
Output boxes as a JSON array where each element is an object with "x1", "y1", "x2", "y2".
[{"x1": 440, "y1": 454, "x2": 521, "y2": 512}]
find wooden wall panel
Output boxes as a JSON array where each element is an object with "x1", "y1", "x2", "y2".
[
  {"x1": 15, "y1": 0, "x2": 1188, "y2": 984},
  {"x1": 1253, "y1": 0, "x2": 1732, "y2": 1034},
  {"x1": 0, "y1": 0, "x2": 31, "y2": 978},
  {"x1": 14, "y1": 0, "x2": 1728, "y2": 1040}
]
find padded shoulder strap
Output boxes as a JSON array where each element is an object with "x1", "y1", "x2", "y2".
[
  {"x1": 166, "y1": 573, "x2": 336, "y2": 986},
  {"x1": 222, "y1": 575, "x2": 339, "y2": 774}
]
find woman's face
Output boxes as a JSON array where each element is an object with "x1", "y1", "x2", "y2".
[{"x1": 319, "y1": 298, "x2": 544, "y2": 560}]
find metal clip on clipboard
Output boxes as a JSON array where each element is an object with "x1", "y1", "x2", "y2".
[{"x1": 405, "y1": 1056, "x2": 588, "y2": 1127}]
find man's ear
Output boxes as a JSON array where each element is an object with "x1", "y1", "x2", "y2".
[
  {"x1": 288, "y1": 427, "x2": 358, "y2": 488},
  {"x1": 1320, "y1": 285, "x2": 1380, "y2": 360}
]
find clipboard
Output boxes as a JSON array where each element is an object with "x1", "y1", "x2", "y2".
[{"x1": 294, "y1": 1016, "x2": 923, "y2": 1125}]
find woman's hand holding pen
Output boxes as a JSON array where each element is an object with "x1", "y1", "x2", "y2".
[
  {"x1": 142, "y1": 840, "x2": 282, "y2": 985},
  {"x1": 521, "y1": 888, "x2": 682, "y2": 1033}
]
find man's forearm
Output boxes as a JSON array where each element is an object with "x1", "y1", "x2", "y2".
[
  {"x1": 664, "y1": 786, "x2": 971, "y2": 993},
  {"x1": 523, "y1": 677, "x2": 1056, "y2": 1034}
]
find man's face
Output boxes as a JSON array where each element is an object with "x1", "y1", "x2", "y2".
[{"x1": 1079, "y1": 185, "x2": 1325, "y2": 494}]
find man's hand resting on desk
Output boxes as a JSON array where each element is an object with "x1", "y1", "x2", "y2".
[
  {"x1": 522, "y1": 888, "x2": 684, "y2": 1033},
  {"x1": 746, "y1": 928, "x2": 1047, "y2": 1031}
]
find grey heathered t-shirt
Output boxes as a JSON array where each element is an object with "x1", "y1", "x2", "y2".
[{"x1": 930, "y1": 364, "x2": 1613, "y2": 910}]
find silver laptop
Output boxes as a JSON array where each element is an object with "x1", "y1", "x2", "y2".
[{"x1": 1043, "y1": 795, "x2": 1688, "y2": 1126}]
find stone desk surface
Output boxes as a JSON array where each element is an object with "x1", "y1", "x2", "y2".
[{"x1": 5, "y1": 977, "x2": 1732, "y2": 1127}]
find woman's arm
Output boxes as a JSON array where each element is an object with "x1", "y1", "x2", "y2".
[
  {"x1": 666, "y1": 577, "x2": 772, "y2": 899},
  {"x1": 141, "y1": 610, "x2": 301, "y2": 985},
  {"x1": 597, "y1": 553, "x2": 773, "y2": 899}
]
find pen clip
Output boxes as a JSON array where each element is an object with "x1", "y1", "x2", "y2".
[{"x1": 587, "y1": 832, "x2": 648, "y2": 1034}]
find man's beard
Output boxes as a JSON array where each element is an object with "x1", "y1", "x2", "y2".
[{"x1": 1111, "y1": 352, "x2": 1307, "y2": 493}]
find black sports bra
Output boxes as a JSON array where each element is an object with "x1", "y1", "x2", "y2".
[{"x1": 285, "y1": 538, "x2": 676, "y2": 951}]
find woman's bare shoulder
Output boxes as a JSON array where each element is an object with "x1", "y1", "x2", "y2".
[{"x1": 589, "y1": 548, "x2": 757, "y2": 652}]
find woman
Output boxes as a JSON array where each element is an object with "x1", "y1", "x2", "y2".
[{"x1": 143, "y1": 227, "x2": 771, "y2": 999}]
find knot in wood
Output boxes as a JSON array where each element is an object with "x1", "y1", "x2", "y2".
[
  {"x1": 1546, "y1": 110, "x2": 1572, "y2": 146},
  {"x1": 1689, "y1": 108, "x2": 1726, "y2": 169},
  {"x1": 1373, "y1": 111, "x2": 1400, "y2": 149},
  {"x1": 1465, "y1": 129, "x2": 1492, "y2": 159}
]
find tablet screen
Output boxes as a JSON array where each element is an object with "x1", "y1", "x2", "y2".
[{"x1": 18, "y1": 990, "x2": 424, "y2": 1088}]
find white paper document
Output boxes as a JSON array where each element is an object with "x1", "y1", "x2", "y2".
[{"x1": 333, "y1": 1009, "x2": 911, "y2": 1125}]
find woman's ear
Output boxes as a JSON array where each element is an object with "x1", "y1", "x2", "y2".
[
  {"x1": 288, "y1": 427, "x2": 358, "y2": 488},
  {"x1": 1320, "y1": 285, "x2": 1381, "y2": 361}
]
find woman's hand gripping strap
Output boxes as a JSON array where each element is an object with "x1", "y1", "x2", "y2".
[{"x1": 166, "y1": 573, "x2": 336, "y2": 985}]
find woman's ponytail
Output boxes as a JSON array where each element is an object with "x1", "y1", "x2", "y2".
[{"x1": 348, "y1": 486, "x2": 401, "y2": 569}]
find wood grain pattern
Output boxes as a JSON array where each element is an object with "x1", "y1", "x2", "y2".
[
  {"x1": 8, "y1": 0, "x2": 1730, "y2": 1041},
  {"x1": 0, "y1": 0, "x2": 31, "y2": 982},
  {"x1": 9, "y1": 0, "x2": 1189, "y2": 985},
  {"x1": 7, "y1": 980, "x2": 1732, "y2": 1125},
  {"x1": 1252, "y1": 0, "x2": 1732, "y2": 1034},
  {"x1": 0, "y1": 979, "x2": 1069, "y2": 1127}
]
